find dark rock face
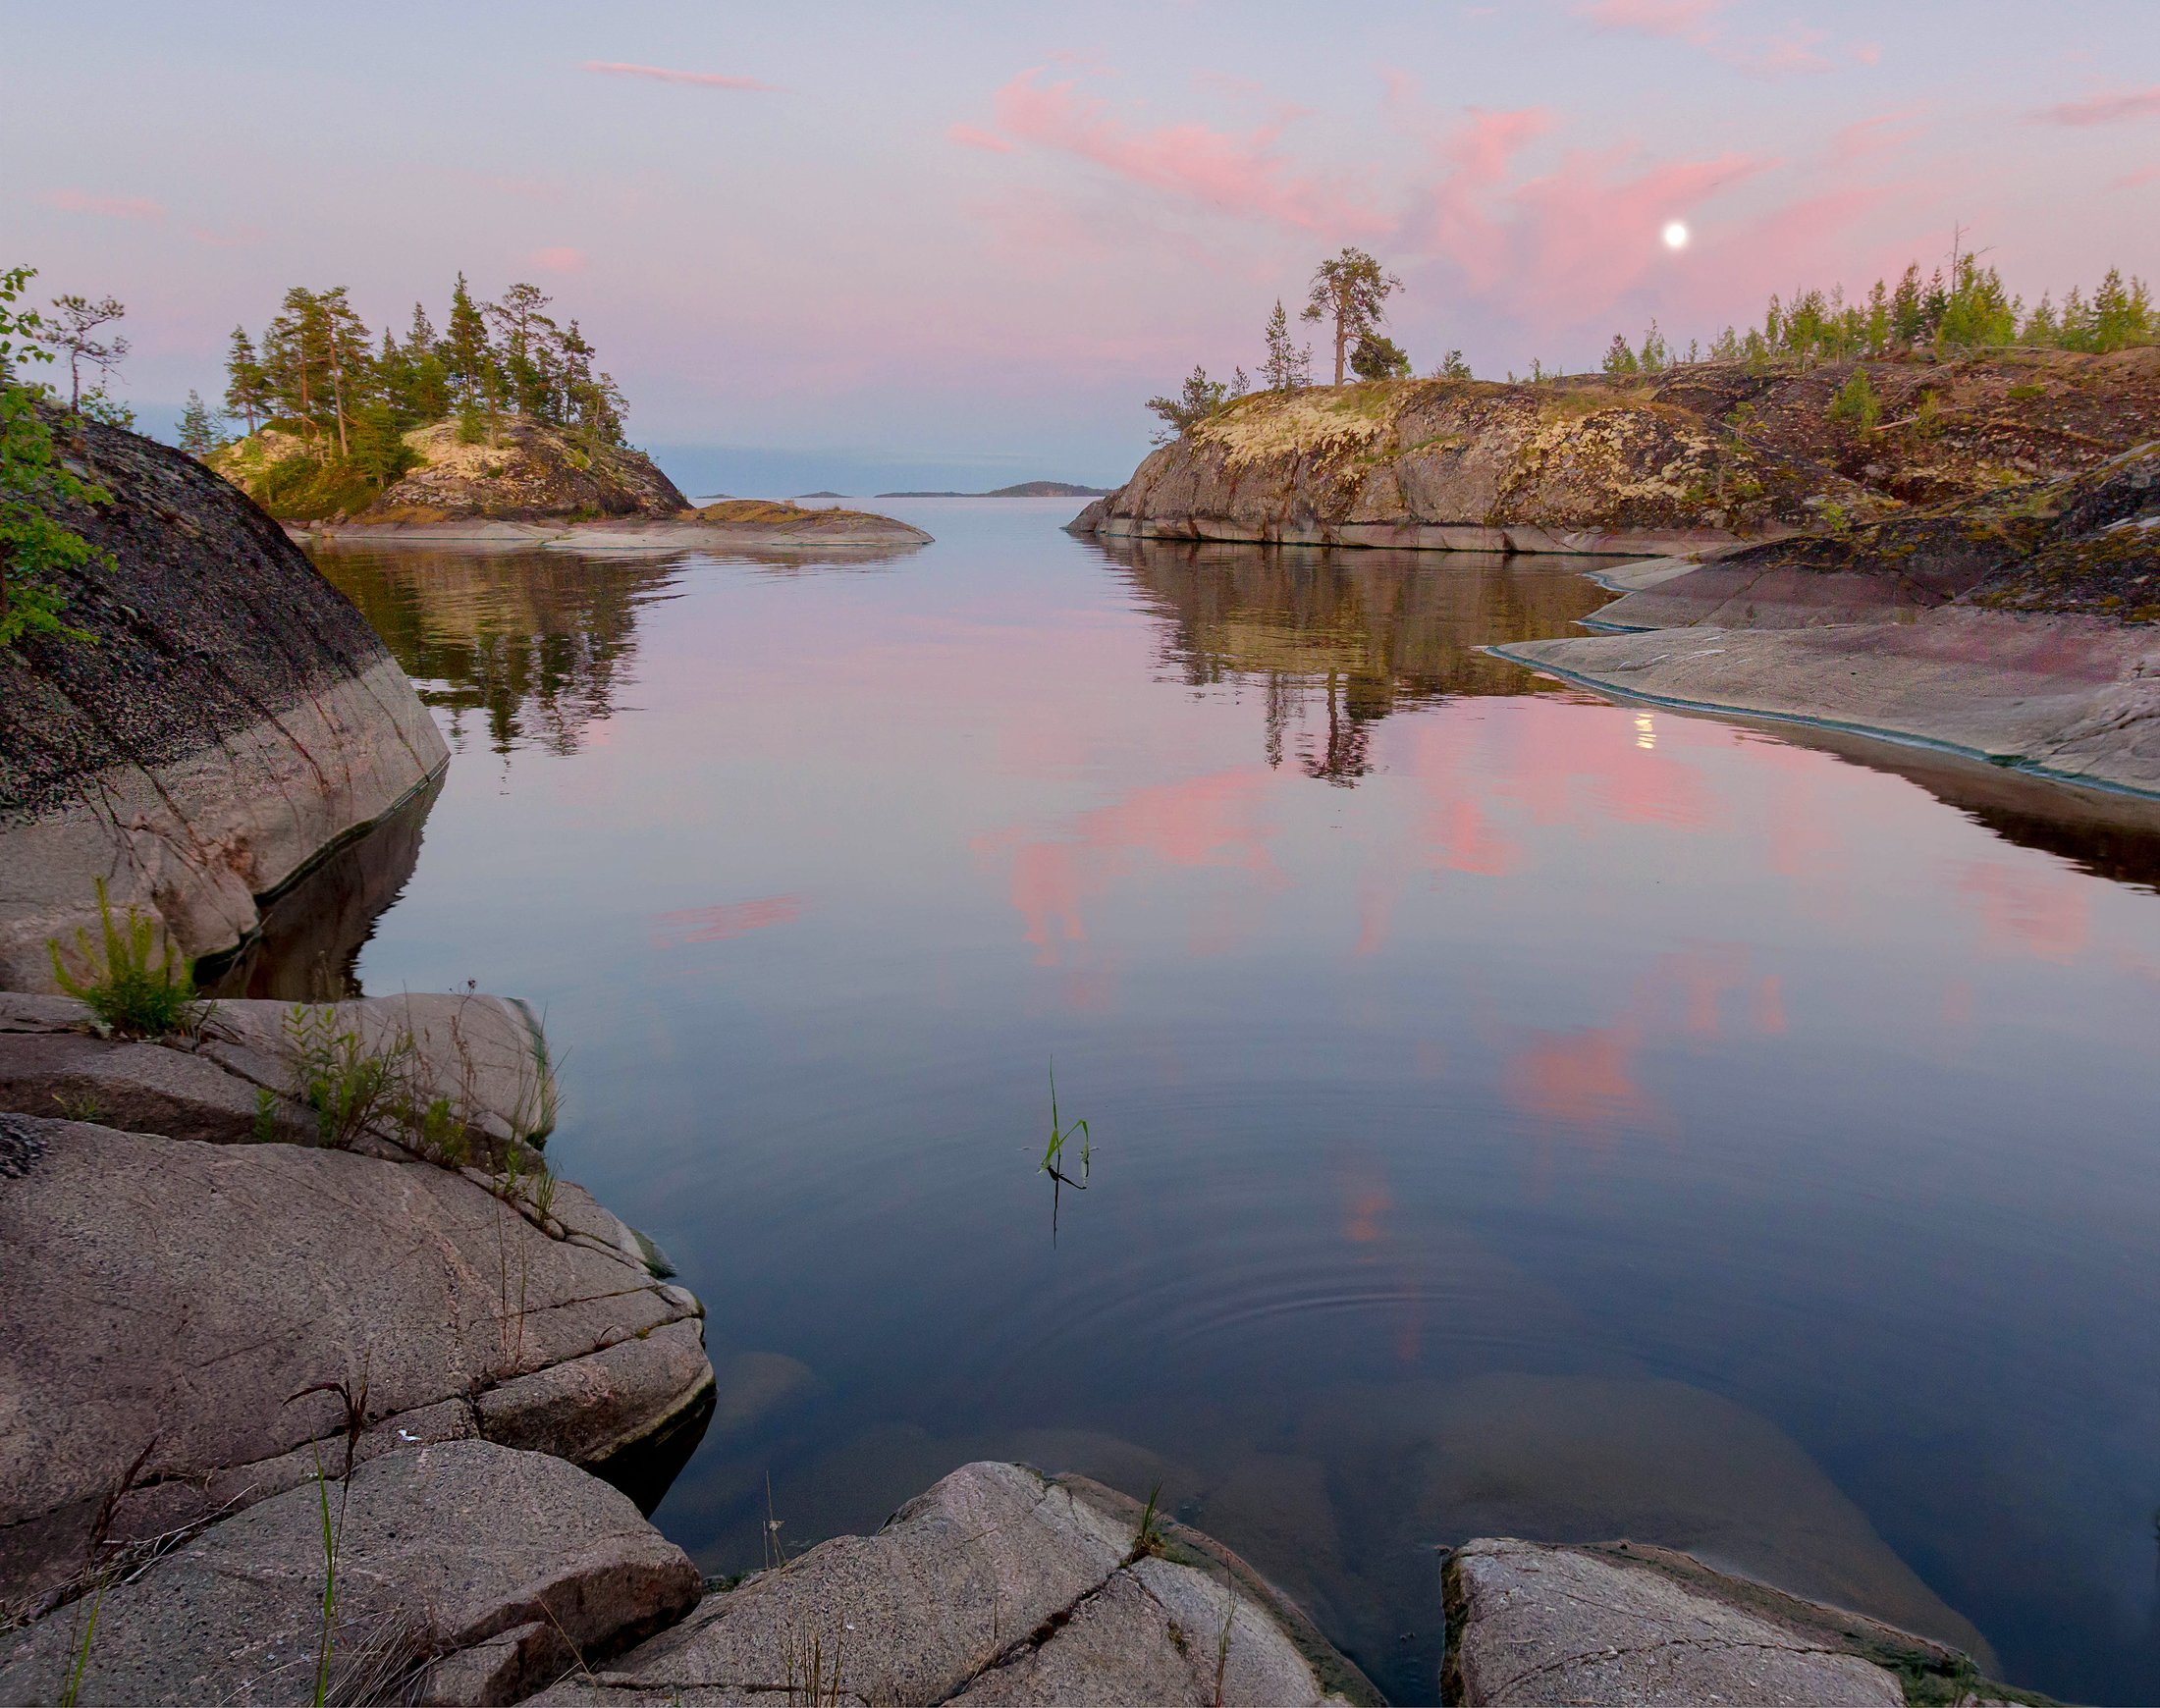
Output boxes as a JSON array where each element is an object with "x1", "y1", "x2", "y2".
[{"x1": 0, "y1": 412, "x2": 447, "y2": 988}]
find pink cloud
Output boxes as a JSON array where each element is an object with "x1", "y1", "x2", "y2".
[
  {"x1": 582, "y1": 60, "x2": 783, "y2": 92},
  {"x1": 2115, "y1": 164, "x2": 2160, "y2": 190},
  {"x1": 1577, "y1": 0, "x2": 1723, "y2": 39},
  {"x1": 1577, "y1": 2, "x2": 1836, "y2": 79},
  {"x1": 531, "y1": 245, "x2": 586, "y2": 272},
  {"x1": 2032, "y1": 84, "x2": 2160, "y2": 126},
  {"x1": 41, "y1": 187, "x2": 163, "y2": 221},
  {"x1": 1827, "y1": 109, "x2": 1923, "y2": 163},
  {"x1": 1434, "y1": 138, "x2": 1772, "y2": 316},
  {"x1": 947, "y1": 122, "x2": 1015, "y2": 154},
  {"x1": 1722, "y1": 26, "x2": 1833, "y2": 78},
  {"x1": 973, "y1": 68, "x2": 1383, "y2": 235}
]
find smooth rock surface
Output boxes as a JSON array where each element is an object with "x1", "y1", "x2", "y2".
[
  {"x1": 0, "y1": 1440, "x2": 700, "y2": 1707},
  {"x1": 0, "y1": 990, "x2": 556, "y2": 1156},
  {"x1": 1495, "y1": 608, "x2": 2160, "y2": 796},
  {"x1": 1, "y1": 411, "x2": 447, "y2": 990},
  {"x1": 0, "y1": 1112, "x2": 711, "y2": 1615},
  {"x1": 1441, "y1": 1537, "x2": 2015, "y2": 1706},
  {"x1": 532, "y1": 1461, "x2": 1377, "y2": 1707}
]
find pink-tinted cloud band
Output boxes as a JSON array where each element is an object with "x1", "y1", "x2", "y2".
[
  {"x1": 582, "y1": 60, "x2": 783, "y2": 93},
  {"x1": 2033, "y1": 85, "x2": 2160, "y2": 127}
]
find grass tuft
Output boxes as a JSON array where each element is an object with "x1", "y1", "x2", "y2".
[{"x1": 48, "y1": 880, "x2": 203, "y2": 1039}]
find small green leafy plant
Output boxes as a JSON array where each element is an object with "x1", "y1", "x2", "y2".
[
  {"x1": 48, "y1": 879, "x2": 202, "y2": 1038},
  {"x1": 282, "y1": 1006, "x2": 414, "y2": 1150},
  {"x1": 1, "y1": 264, "x2": 112, "y2": 648}
]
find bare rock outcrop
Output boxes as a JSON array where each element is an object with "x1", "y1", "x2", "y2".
[
  {"x1": 305, "y1": 497, "x2": 935, "y2": 553},
  {"x1": 1441, "y1": 1537, "x2": 2028, "y2": 1706},
  {"x1": 1493, "y1": 446, "x2": 2160, "y2": 798},
  {"x1": 0, "y1": 412, "x2": 447, "y2": 991},
  {"x1": 0, "y1": 1107, "x2": 712, "y2": 1618},
  {"x1": 534, "y1": 1461, "x2": 1380, "y2": 1707},
  {"x1": 0, "y1": 1440, "x2": 702, "y2": 1707},
  {"x1": 1073, "y1": 350, "x2": 2159, "y2": 562},
  {"x1": 1072, "y1": 379, "x2": 1886, "y2": 555}
]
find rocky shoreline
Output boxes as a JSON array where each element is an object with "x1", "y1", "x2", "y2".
[
  {"x1": 293, "y1": 504, "x2": 934, "y2": 554},
  {"x1": 1491, "y1": 441, "x2": 2160, "y2": 800}
]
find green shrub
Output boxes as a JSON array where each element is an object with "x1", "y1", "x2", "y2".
[
  {"x1": 1827, "y1": 368, "x2": 1880, "y2": 437},
  {"x1": 48, "y1": 880, "x2": 201, "y2": 1038}
]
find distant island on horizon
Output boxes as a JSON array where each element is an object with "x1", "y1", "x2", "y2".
[{"x1": 870, "y1": 480, "x2": 1113, "y2": 499}]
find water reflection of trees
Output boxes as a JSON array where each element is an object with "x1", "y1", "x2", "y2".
[
  {"x1": 311, "y1": 548, "x2": 679, "y2": 757},
  {"x1": 1102, "y1": 538, "x2": 1616, "y2": 785}
]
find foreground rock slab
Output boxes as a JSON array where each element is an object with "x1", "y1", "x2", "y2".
[
  {"x1": 535, "y1": 1461, "x2": 1379, "y2": 1707},
  {"x1": 0, "y1": 1111, "x2": 710, "y2": 1616},
  {"x1": 1442, "y1": 1537, "x2": 2030, "y2": 1706},
  {"x1": 0, "y1": 1440, "x2": 700, "y2": 1707},
  {"x1": 1495, "y1": 607, "x2": 2160, "y2": 797},
  {"x1": 0, "y1": 989, "x2": 555, "y2": 1155}
]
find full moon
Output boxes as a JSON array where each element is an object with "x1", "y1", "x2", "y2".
[{"x1": 1663, "y1": 221, "x2": 1690, "y2": 249}]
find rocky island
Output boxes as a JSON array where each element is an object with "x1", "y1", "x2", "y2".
[
  {"x1": 198, "y1": 276, "x2": 930, "y2": 553},
  {"x1": 217, "y1": 421, "x2": 933, "y2": 553},
  {"x1": 1075, "y1": 347, "x2": 2160, "y2": 799}
]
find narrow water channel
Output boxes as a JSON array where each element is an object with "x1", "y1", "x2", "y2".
[{"x1": 298, "y1": 499, "x2": 2160, "y2": 1704}]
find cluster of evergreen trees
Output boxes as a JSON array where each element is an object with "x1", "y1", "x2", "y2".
[
  {"x1": 1598, "y1": 255, "x2": 2157, "y2": 377},
  {"x1": 215, "y1": 276, "x2": 627, "y2": 482}
]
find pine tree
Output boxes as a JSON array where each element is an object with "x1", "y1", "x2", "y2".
[
  {"x1": 443, "y1": 273, "x2": 495, "y2": 428},
  {"x1": 1302, "y1": 249, "x2": 1402, "y2": 386},
  {"x1": 177, "y1": 390, "x2": 220, "y2": 457},
  {"x1": 1262, "y1": 299, "x2": 1310, "y2": 392},
  {"x1": 1601, "y1": 333, "x2": 1640, "y2": 376},
  {"x1": 486, "y1": 282, "x2": 558, "y2": 418},
  {"x1": 223, "y1": 326, "x2": 268, "y2": 436}
]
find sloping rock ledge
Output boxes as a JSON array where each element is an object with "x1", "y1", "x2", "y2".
[{"x1": 1442, "y1": 1536, "x2": 2040, "y2": 1706}]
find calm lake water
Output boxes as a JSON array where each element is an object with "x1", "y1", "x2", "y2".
[{"x1": 302, "y1": 501, "x2": 2160, "y2": 1704}]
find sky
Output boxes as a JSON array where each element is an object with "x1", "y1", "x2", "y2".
[{"x1": 6, "y1": 0, "x2": 2158, "y2": 492}]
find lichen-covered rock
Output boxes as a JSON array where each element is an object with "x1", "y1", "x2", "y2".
[
  {"x1": 0, "y1": 1110, "x2": 712, "y2": 1618},
  {"x1": 0, "y1": 1440, "x2": 701, "y2": 1707},
  {"x1": 215, "y1": 415, "x2": 688, "y2": 524},
  {"x1": 359, "y1": 418, "x2": 687, "y2": 522},
  {"x1": 533, "y1": 1461, "x2": 1380, "y2": 1707},
  {"x1": 1440, "y1": 1537, "x2": 2023, "y2": 1706},
  {"x1": 1076, "y1": 380, "x2": 1887, "y2": 553},
  {"x1": 1075, "y1": 350, "x2": 2159, "y2": 565},
  {"x1": 0, "y1": 412, "x2": 447, "y2": 990}
]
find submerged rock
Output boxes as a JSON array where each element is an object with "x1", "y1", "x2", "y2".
[
  {"x1": 1441, "y1": 1537, "x2": 2029, "y2": 1706},
  {"x1": 0, "y1": 1440, "x2": 701, "y2": 1707},
  {"x1": 0, "y1": 411, "x2": 447, "y2": 991},
  {"x1": 534, "y1": 1461, "x2": 1380, "y2": 1706}
]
